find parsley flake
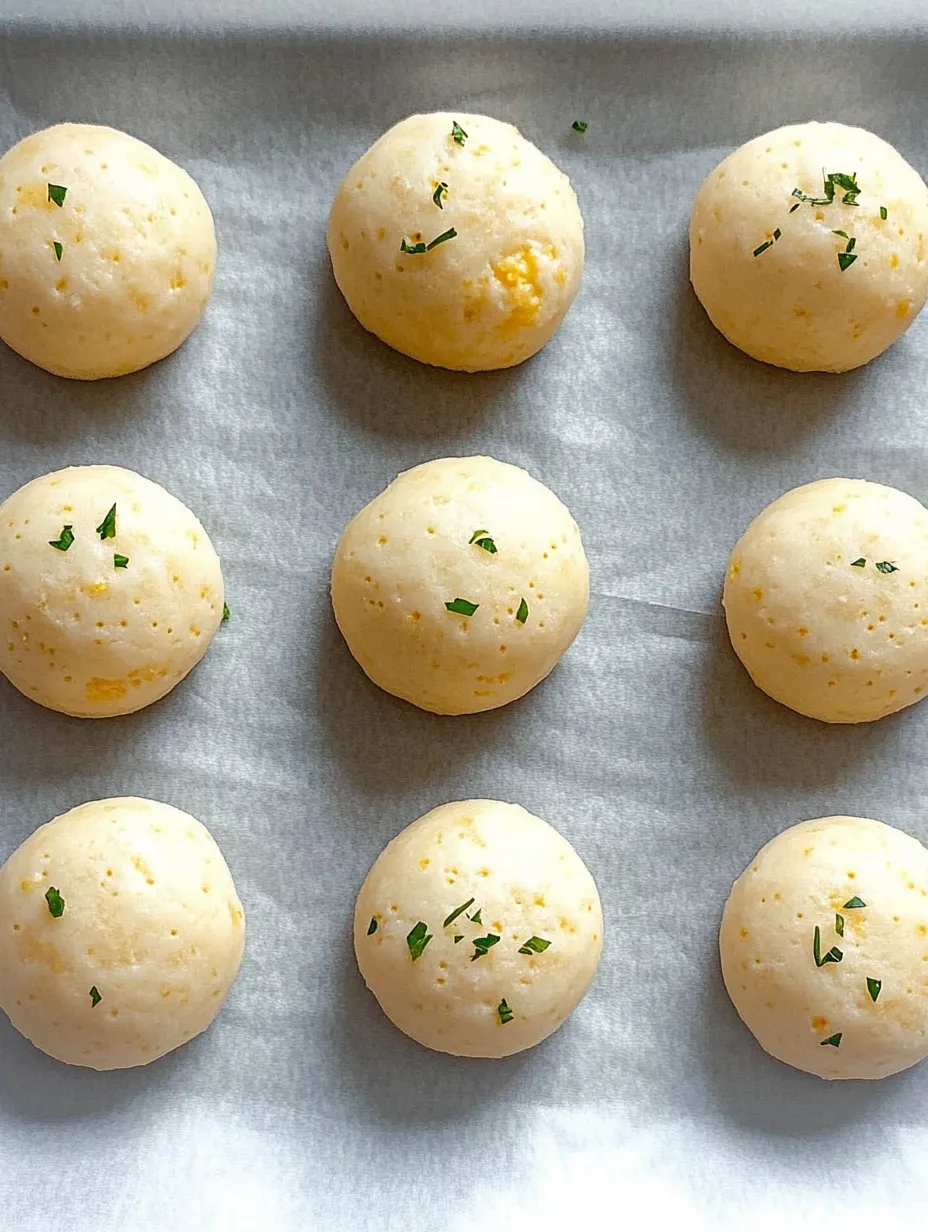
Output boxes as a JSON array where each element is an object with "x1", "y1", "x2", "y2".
[
  {"x1": 114, "y1": 553, "x2": 129, "y2": 569},
  {"x1": 813, "y1": 924, "x2": 843, "y2": 967},
  {"x1": 469, "y1": 529, "x2": 498, "y2": 554},
  {"x1": 469, "y1": 908, "x2": 482, "y2": 925},
  {"x1": 400, "y1": 227, "x2": 458, "y2": 254},
  {"x1": 471, "y1": 933, "x2": 500, "y2": 961},
  {"x1": 222, "y1": 602, "x2": 230, "y2": 623},
  {"x1": 497, "y1": 998, "x2": 514, "y2": 1024},
  {"x1": 792, "y1": 171, "x2": 860, "y2": 208},
  {"x1": 789, "y1": 201, "x2": 801, "y2": 213},
  {"x1": 835, "y1": 913, "x2": 845, "y2": 937},
  {"x1": 851, "y1": 558, "x2": 866, "y2": 567},
  {"x1": 867, "y1": 977, "x2": 882, "y2": 1002},
  {"x1": 95, "y1": 503, "x2": 117, "y2": 540},
  {"x1": 875, "y1": 561, "x2": 898, "y2": 574},
  {"x1": 571, "y1": 121, "x2": 588, "y2": 133},
  {"x1": 53, "y1": 241, "x2": 63, "y2": 261},
  {"x1": 48, "y1": 525, "x2": 74, "y2": 552},
  {"x1": 47, "y1": 183, "x2": 68, "y2": 208},
  {"x1": 515, "y1": 597, "x2": 529, "y2": 624},
  {"x1": 753, "y1": 239, "x2": 774, "y2": 257},
  {"x1": 843, "y1": 896, "x2": 866, "y2": 909},
  {"x1": 820, "y1": 1032, "x2": 843, "y2": 1048},
  {"x1": 432, "y1": 181, "x2": 448, "y2": 209},
  {"x1": 406, "y1": 921, "x2": 432, "y2": 962},
  {"x1": 445, "y1": 597, "x2": 479, "y2": 616},
  {"x1": 518, "y1": 936, "x2": 551, "y2": 955},
  {"x1": 451, "y1": 121, "x2": 468, "y2": 147},
  {"x1": 367, "y1": 917, "x2": 378, "y2": 935},
  {"x1": 45, "y1": 886, "x2": 65, "y2": 918},
  {"x1": 838, "y1": 251, "x2": 858, "y2": 272},
  {"x1": 443, "y1": 898, "x2": 475, "y2": 929},
  {"x1": 89, "y1": 986, "x2": 102, "y2": 1007},
  {"x1": 453, "y1": 934, "x2": 464, "y2": 943},
  {"x1": 880, "y1": 206, "x2": 888, "y2": 220}
]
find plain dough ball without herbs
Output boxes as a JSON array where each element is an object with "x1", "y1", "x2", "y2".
[
  {"x1": 327, "y1": 112, "x2": 584, "y2": 371},
  {"x1": 724, "y1": 478, "x2": 928, "y2": 724},
  {"x1": 331, "y1": 456, "x2": 589, "y2": 715},
  {"x1": 720, "y1": 816, "x2": 928, "y2": 1080},
  {"x1": 0, "y1": 797, "x2": 245, "y2": 1070},
  {"x1": 0, "y1": 465, "x2": 224, "y2": 717},
  {"x1": 354, "y1": 800, "x2": 603, "y2": 1058},
  {"x1": 690, "y1": 121, "x2": 928, "y2": 372},
  {"x1": 0, "y1": 123, "x2": 216, "y2": 379}
]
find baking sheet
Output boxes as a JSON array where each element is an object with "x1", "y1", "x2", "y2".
[{"x1": 1, "y1": 14, "x2": 928, "y2": 1232}]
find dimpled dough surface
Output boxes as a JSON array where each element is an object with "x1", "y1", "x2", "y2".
[
  {"x1": 0, "y1": 123, "x2": 216, "y2": 379},
  {"x1": 0, "y1": 797, "x2": 245, "y2": 1070},
  {"x1": 331, "y1": 456, "x2": 589, "y2": 715},
  {"x1": 354, "y1": 800, "x2": 603, "y2": 1058},
  {"x1": 327, "y1": 112, "x2": 584, "y2": 371},
  {"x1": 0, "y1": 465, "x2": 224, "y2": 717},
  {"x1": 720, "y1": 816, "x2": 928, "y2": 1080},
  {"x1": 689, "y1": 121, "x2": 928, "y2": 372},
  {"x1": 723, "y1": 478, "x2": 928, "y2": 723}
]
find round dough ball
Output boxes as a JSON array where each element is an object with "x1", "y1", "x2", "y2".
[
  {"x1": 354, "y1": 799, "x2": 603, "y2": 1058},
  {"x1": 690, "y1": 121, "x2": 928, "y2": 372},
  {"x1": 327, "y1": 112, "x2": 584, "y2": 371},
  {"x1": 720, "y1": 815, "x2": 928, "y2": 1080},
  {"x1": 331, "y1": 456, "x2": 589, "y2": 714},
  {"x1": 0, "y1": 465, "x2": 224, "y2": 718},
  {"x1": 724, "y1": 478, "x2": 928, "y2": 724},
  {"x1": 0, "y1": 123, "x2": 216, "y2": 379},
  {"x1": 0, "y1": 797, "x2": 245, "y2": 1070}
]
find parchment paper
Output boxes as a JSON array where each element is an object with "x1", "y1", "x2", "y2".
[{"x1": 0, "y1": 12, "x2": 927, "y2": 1232}]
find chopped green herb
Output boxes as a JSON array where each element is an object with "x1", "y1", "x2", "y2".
[
  {"x1": 45, "y1": 886, "x2": 65, "y2": 918},
  {"x1": 367, "y1": 917, "x2": 378, "y2": 935},
  {"x1": 89, "y1": 986, "x2": 102, "y2": 1007},
  {"x1": 95, "y1": 503, "x2": 117, "y2": 540},
  {"x1": 406, "y1": 921, "x2": 432, "y2": 962},
  {"x1": 850, "y1": 558, "x2": 866, "y2": 567},
  {"x1": 400, "y1": 238, "x2": 427, "y2": 254},
  {"x1": 571, "y1": 121, "x2": 588, "y2": 133},
  {"x1": 753, "y1": 239, "x2": 774, "y2": 257},
  {"x1": 445, "y1": 597, "x2": 479, "y2": 616},
  {"x1": 875, "y1": 561, "x2": 898, "y2": 574},
  {"x1": 518, "y1": 936, "x2": 552, "y2": 955},
  {"x1": 789, "y1": 201, "x2": 801, "y2": 213},
  {"x1": 813, "y1": 924, "x2": 843, "y2": 967},
  {"x1": 515, "y1": 597, "x2": 529, "y2": 624},
  {"x1": 792, "y1": 171, "x2": 860, "y2": 208},
  {"x1": 47, "y1": 183, "x2": 68, "y2": 208},
  {"x1": 443, "y1": 897, "x2": 475, "y2": 929},
  {"x1": 48, "y1": 525, "x2": 74, "y2": 552},
  {"x1": 469, "y1": 908, "x2": 482, "y2": 925},
  {"x1": 843, "y1": 896, "x2": 866, "y2": 909},
  {"x1": 114, "y1": 553, "x2": 128, "y2": 569},
  {"x1": 880, "y1": 206, "x2": 888, "y2": 220},
  {"x1": 53, "y1": 241, "x2": 63, "y2": 261},
  {"x1": 832, "y1": 229, "x2": 849, "y2": 239},
  {"x1": 469, "y1": 529, "x2": 498, "y2": 554},
  {"x1": 835, "y1": 913, "x2": 845, "y2": 937},
  {"x1": 867, "y1": 977, "x2": 882, "y2": 1002},
  {"x1": 820, "y1": 1032, "x2": 843, "y2": 1048},
  {"x1": 471, "y1": 933, "x2": 500, "y2": 962},
  {"x1": 401, "y1": 227, "x2": 458, "y2": 255},
  {"x1": 838, "y1": 251, "x2": 858, "y2": 272},
  {"x1": 453, "y1": 934, "x2": 464, "y2": 943},
  {"x1": 451, "y1": 121, "x2": 468, "y2": 147},
  {"x1": 432, "y1": 181, "x2": 448, "y2": 209},
  {"x1": 846, "y1": 237, "x2": 857, "y2": 252},
  {"x1": 497, "y1": 998, "x2": 514, "y2": 1024},
  {"x1": 773, "y1": 228, "x2": 782, "y2": 241},
  {"x1": 222, "y1": 602, "x2": 230, "y2": 623}
]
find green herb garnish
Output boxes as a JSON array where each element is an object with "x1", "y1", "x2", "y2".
[
  {"x1": 792, "y1": 171, "x2": 860, "y2": 208},
  {"x1": 835, "y1": 913, "x2": 845, "y2": 937},
  {"x1": 515, "y1": 597, "x2": 529, "y2": 624},
  {"x1": 95, "y1": 503, "x2": 117, "y2": 540},
  {"x1": 222, "y1": 602, "x2": 230, "y2": 623},
  {"x1": 753, "y1": 239, "x2": 774, "y2": 257},
  {"x1": 820, "y1": 1032, "x2": 843, "y2": 1048},
  {"x1": 89, "y1": 986, "x2": 102, "y2": 1007},
  {"x1": 469, "y1": 908, "x2": 482, "y2": 925},
  {"x1": 400, "y1": 227, "x2": 458, "y2": 254},
  {"x1": 880, "y1": 206, "x2": 888, "y2": 220},
  {"x1": 571, "y1": 121, "x2": 588, "y2": 133},
  {"x1": 813, "y1": 925, "x2": 843, "y2": 967},
  {"x1": 875, "y1": 561, "x2": 898, "y2": 574},
  {"x1": 867, "y1": 977, "x2": 882, "y2": 1002},
  {"x1": 445, "y1": 597, "x2": 479, "y2": 616},
  {"x1": 838, "y1": 250, "x2": 858, "y2": 272},
  {"x1": 406, "y1": 921, "x2": 432, "y2": 961},
  {"x1": 471, "y1": 933, "x2": 500, "y2": 961},
  {"x1": 432, "y1": 181, "x2": 448, "y2": 209},
  {"x1": 851, "y1": 558, "x2": 866, "y2": 567},
  {"x1": 843, "y1": 896, "x2": 866, "y2": 909},
  {"x1": 443, "y1": 898, "x2": 475, "y2": 928},
  {"x1": 114, "y1": 554, "x2": 128, "y2": 569},
  {"x1": 497, "y1": 999, "x2": 514, "y2": 1024},
  {"x1": 453, "y1": 934, "x2": 464, "y2": 943},
  {"x1": 518, "y1": 936, "x2": 551, "y2": 955},
  {"x1": 48, "y1": 525, "x2": 74, "y2": 552},
  {"x1": 367, "y1": 918, "x2": 378, "y2": 935},
  {"x1": 47, "y1": 183, "x2": 68, "y2": 208},
  {"x1": 53, "y1": 241, "x2": 63, "y2": 261},
  {"x1": 789, "y1": 201, "x2": 801, "y2": 213},
  {"x1": 45, "y1": 886, "x2": 65, "y2": 918},
  {"x1": 451, "y1": 121, "x2": 468, "y2": 146},
  {"x1": 469, "y1": 529, "x2": 497, "y2": 554}
]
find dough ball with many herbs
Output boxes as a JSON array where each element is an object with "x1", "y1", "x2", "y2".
[
  {"x1": 0, "y1": 123, "x2": 216, "y2": 379},
  {"x1": 327, "y1": 112, "x2": 584, "y2": 371},
  {"x1": 354, "y1": 799, "x2": 603, "y2": 1058},
  {"x1": 0, "y1": 465, "x2": 225, "y2": 718},
  {"x1": 720, "y1": 815, "x2": 928, "y2": 1080},
  {"x1": 0, "y1": 797, "x2": 245, "y2": 1070},
  {"x1": 723, "y1": 478, "x2": 928, "y2": 724},
  {"x1": 331, "y1": 456, "x2": 589, "y2": 715},
  {"x1": 690, "y1": 121, "x2": 928, "y2": 372}
]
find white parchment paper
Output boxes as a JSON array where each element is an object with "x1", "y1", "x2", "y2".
[{"x1": 0, "y1": 11, "x2": 927, "y2": 1231}]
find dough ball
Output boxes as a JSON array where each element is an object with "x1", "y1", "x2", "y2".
[
  {"x1": 0, "y1": 464, "x2": 224, "y2": 718},
  {"x1": 327, "y1": 112, "x2": 584, "y2": 371},
  {"x1": 0, "y1": 797, "x2": 245, "y2": 1070},
  {"x1": 724, "y1": 478, "x2": 928, "y2": 724},
  {"x1": 690, "y1": 121, "x2": 928, "y2": 371},
  {"x1": 331, "y1": 456, "x2": 589, "y2": 714},
  {"x1": 354, "y1": 799, "x2": 603, "y2": 1058},
  {"x1": 0, "y1": 123, "x2": 216, "y2": 379},
  {"x1": 720, "y1": 815, "x2": 928, "y2": 1080}
]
